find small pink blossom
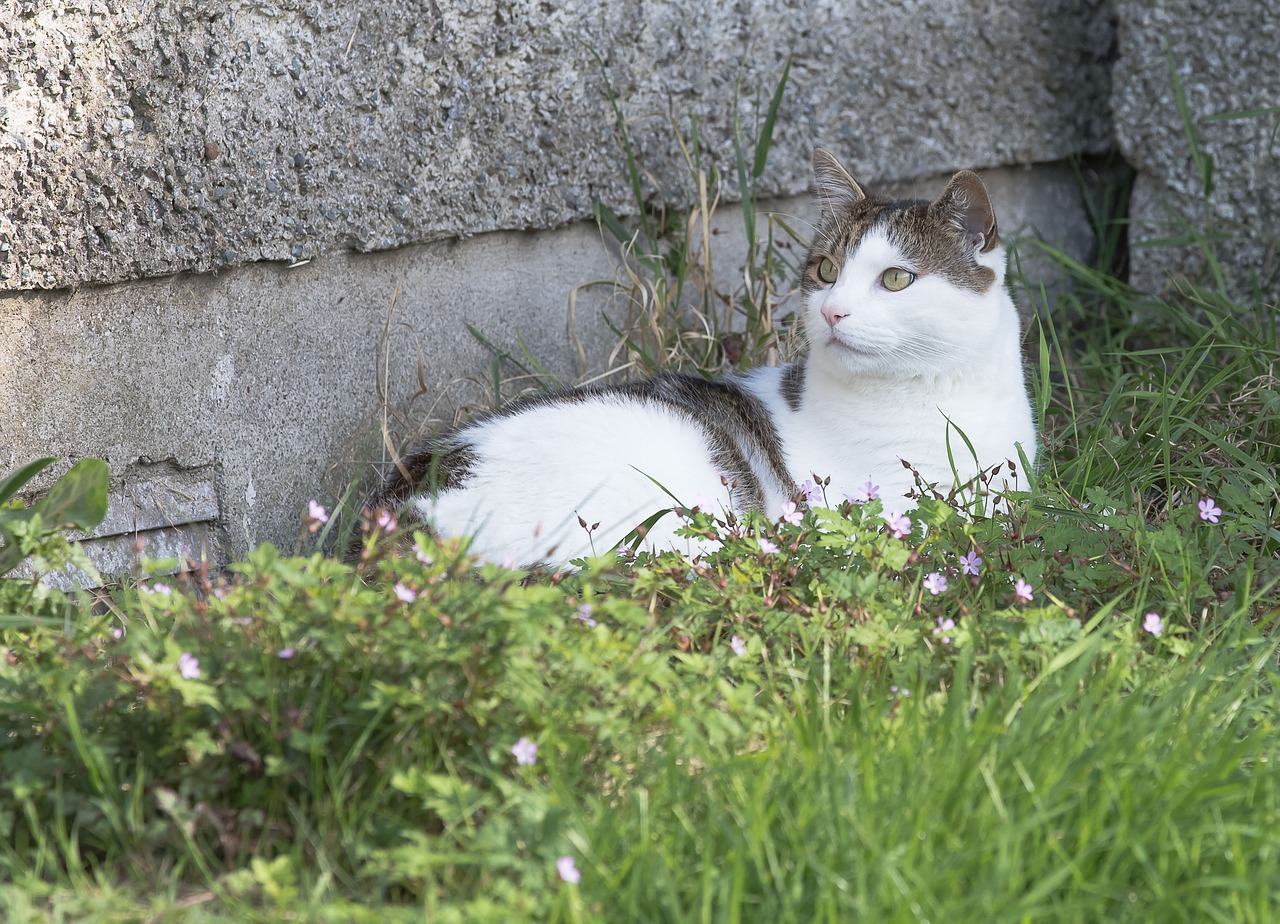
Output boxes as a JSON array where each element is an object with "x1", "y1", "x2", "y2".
[
  {"x1": 757, "y1": 537, "x2": 780, "y2": 555},
  {"x1": 959, "y1": 551, "x2": 983, "y2": 576},
  {"x1": 882, "y1": 511, "x2": 912, "y2": 539},
  {"x1": 890, "y1": 684, "x2": 910, "y2": 697},
  {"x1": 178, "y1": 652, "x2": 201, "y2": 680},
  {"x1": 778, "y1": 500, "x2": 803, "y2": 526},
  {"x1": 1013, "y1": 578, "x2": 1034, "y2": 604},
  {"x1": 278, "y1": 648, "x2": 296, "y2": 659},
  {"x1": 932, "y1": 617, "x2": 956, "y2": 643},
  {"x1": 1143, "y1": 612, "x2": 1164, "y2": 637},
  {"x1": 576, "y1": 603, "x2": 597, "y2": 627},
  {"x1": 799, "y1": 478, "x2": 824, "y2": 505},
  {"x1": 557, "y1": 855, "x2": 582, "y2": 885},
  {"x1": 729, "y1": 635, "x2": 747, "y2": 657},
  {"x1": 511, "y1": 736, "x2": 538, "y2": 766},
  {"x1": 1197, "y1": 498, "x2": 1222, "y2": 523},
  {"x1": 690, "y1": 493, "x2": 717, "y2": 513},
  {"x1": 844, "y1": 479, "x2": 881, "y2": 505},
  {"x1": 112, "y1": 626, "x2": 125, "y2": 640},
  {"x1": 923, "y1": 572, "x2": 949, "y2": 596},
  {"x1": 393, "y1": 583, "x2": 417, "y2": 604},
  {"x1": 376, "y1": 509, "x2": 398, "y2": 531},
  {"x1": 415, "y1": 548, "x2": 434, "y2": 567},
  {"x1": 304, "y1": 500, "x2": 329, "y2": 533},
  {"x1": 139, "y1": 582, "x2": 172, "y2": 596}
]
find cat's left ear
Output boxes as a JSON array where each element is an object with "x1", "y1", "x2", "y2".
[
  {"x1": 812, "y1": 147, "x2": 867, "y2": 211},
  {"x1": 931, "y1": 170, "x2": 1000, "y2": 253}
]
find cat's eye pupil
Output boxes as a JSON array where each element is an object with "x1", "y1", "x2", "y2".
[
  {"x1": 817, "y1": 257, "x2": 838, "y2": 284},
  {"x1": 881, "y1": 268, "x2": 915, "y2": 292}
]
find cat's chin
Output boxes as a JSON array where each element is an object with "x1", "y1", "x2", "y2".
[{"x1": 822, "y1": 334, "x2": 883, "y2": 364}]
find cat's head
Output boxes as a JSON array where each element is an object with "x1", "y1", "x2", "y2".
[{"x1": 801, "y1": 148, "x2": 1014, "y2": 380}]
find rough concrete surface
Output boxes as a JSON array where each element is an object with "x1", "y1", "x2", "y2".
[
  {"x1": 1112, "y1": 0, "x2": 1280, "y2": 296},
  {"x1": 2, "y1": 221, "x2": 625, "y2": 559},
  {"x1": 1, "y1": 0, "x2": 1115, "y2": 290}
]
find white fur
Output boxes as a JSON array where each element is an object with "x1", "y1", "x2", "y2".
[
  {"x1": 420, "y1": 395, "x2": 733, "y2": 566},
  {"x1": 410, "y1": 230, "x2": 1036, "y2": 566},
  {"x1": 744, "y1": 227, "x2": 1036, "y2": 508}
]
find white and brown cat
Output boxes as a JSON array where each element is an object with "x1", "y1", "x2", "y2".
[{"x1": 370, "y1": 148, "x2": 1036, "y2": 566}]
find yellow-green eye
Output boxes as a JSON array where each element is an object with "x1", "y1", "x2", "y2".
[
  {"x1": 881, "y1": 268, "x2": 915, "y2": 291},
  {"x1": 817, "y1": 256, "x2": 839, "y2": 284}
]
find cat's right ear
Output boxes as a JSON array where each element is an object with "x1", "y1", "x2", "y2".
[{"x1": 812, "y1": 148, "x2": 867, "y2": 211}]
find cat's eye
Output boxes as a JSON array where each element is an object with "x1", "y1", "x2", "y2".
[
  {"x1": 881, "y1": 268, "x2": 915, "y2": 291},
  {"x1": 817, "y1": 257, "x2": 839, "y2": 284}
]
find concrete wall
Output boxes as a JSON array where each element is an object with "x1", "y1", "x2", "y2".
[
  {"x1": 1113, "y1": 0, "x2": 1280, "y2": 297},
  {"x1": 2, "y1": 0, "x2": 1119, "y2": 566}
]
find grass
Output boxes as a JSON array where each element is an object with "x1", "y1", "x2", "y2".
[{"x1": 3, "y1": 72, "x2": 1280, "y2": 920}]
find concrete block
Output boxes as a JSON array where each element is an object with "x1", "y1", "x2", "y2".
[
  {"x1": 2, "y1": 0, "x2": 1114, "y2": 290},
  {"x1": 1112, "y1": 0, "x2": 1280, "y2": 297},
  {"x1": 11, "y1": 465, "x2": 220, "y2": 589},
  {"x1": 2, "y1": 220, "x2": 624, "y2": 561}
]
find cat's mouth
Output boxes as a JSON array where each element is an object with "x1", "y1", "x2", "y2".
[{"x1": 826, "y1": 333, "x2": 877, "y2": 357}]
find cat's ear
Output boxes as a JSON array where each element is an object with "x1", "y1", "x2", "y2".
[
  {"x1": 931, "y1": 170, "x2": 1000, "y2": 253},
  {"x1": 812, "y1": 148, "x2": 867, "y2": 211}
]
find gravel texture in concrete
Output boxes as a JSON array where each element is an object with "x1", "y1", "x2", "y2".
[{"x1": 1, "y1": 0, "x2": 1115, "y2": 290}]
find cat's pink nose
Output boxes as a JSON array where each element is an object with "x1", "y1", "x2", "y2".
[{"x1": 822, "y1": 303, "x2": 849, "y2": 328}]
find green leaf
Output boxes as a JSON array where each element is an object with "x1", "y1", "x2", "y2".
[
  {"x1": 752, "y1": 54, "x2": 791, "y2": 179},
  {"x1": 36, "y1": 458, "x2": 109, "y2": 531},
  {"x1": 0, "y1": 457, "x2": 56, "y2": 506},
  {"x1": 593, "y1": 201, "x2": 630, "y2": 245}
]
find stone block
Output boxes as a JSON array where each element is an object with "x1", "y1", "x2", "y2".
[
  {"x1": 1112, "y1": 0, "x2": 1280, "y2": 297},
  {"x1": 2, "y1": 0, "x2": 1114, "y2": 290}
]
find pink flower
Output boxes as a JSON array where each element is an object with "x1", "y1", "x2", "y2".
[
  {"x1": 278, "y1": 648, "x2": 296, "y2": 659},
  {"x1": 415, "y1": 548, "x2": 434, "y2": 566},
  {"x1": 729, "y1": 635, "x2": 747, "y2": 657},
  {"x1": 140, "y1": 582, "x2": 172, "y2": 596},
  {"x1": 511, "y1": 737, "x2": 538, "y2": 766},
  {"x1": 778, "y1": 501, "x2": 803, "y2": 526},
  {"x1": 932, "y1": 617, "x2": 956, "y2": 643},
  {"x1": 376, "y1": 509, "x2": 398, "y2": 531},
  {"x1": 556, "y1": 856, "x2": 582, "y2": 884},
  {"x1": 393, "y1": 583, "x2": 417, "y2": 604},
  {"x1": 576, "y1": 603, "x2": 597, "y2": 627},
  {"x1": 1143, "y1": 612, "x2": 1164, "y2": 637},
  {"x1": 1197, "y1": 498, "x2": 1222, "y2": 523},
  {"x1": 799, "y1": 478, "x2": 824, "y2": 505},
  {"x1": 844, "y1": 479, "x2": 881, "y2": 505},
  {"x1": 178, "y1": 652, "x2": 201, "y2": 680},
  {"x1": 758, "y1": 537, "x2": 780, "y2": 555},
  {"x1": 304, "y1": 500, "x2": 329, "y2": 533},
  {"x1": 882, "y1": 511, "x2": 912, "y2": 539},
  {"x1": 959, "y1": 551, "x2": 982, "y2": 576},
  {"x1": 923, "y1": 572, "x2": 949, "y2": 595},
  {"x1": 1013, "y1": 578, "x2": 1034, "y2": 604},
  {"x1": 112, "y1": 626, "x2": 125, "y2": 640}
]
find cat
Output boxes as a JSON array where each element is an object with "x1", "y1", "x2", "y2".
[{"x1": 368, "y1": 148, "x2": 1037, "y2": 567}]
